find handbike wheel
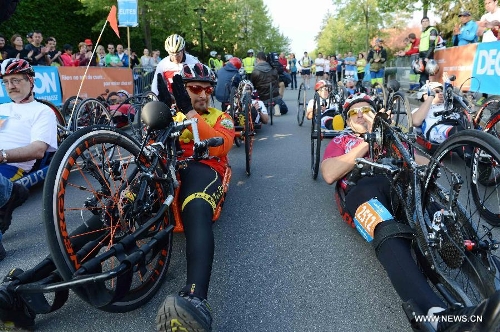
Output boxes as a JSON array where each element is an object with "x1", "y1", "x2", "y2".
[
  {"x1": 477, "y1": 105, "x2": 500, "y2": 187},
  {"x1": 311, "y1": 92, "x2": 322, "y2": 179},
  {"x1": 36, "y1": 99, "x2": 67, "y2": 144},
  {"x1": 242, "y1": 93, "x2": 254, "y2": 176},
  {"x1": 370, "y1": 82, "x2": 387, "y2": 110},
  {"x1": 297, "y1": 83, "x2": 306, "y2": 126},
  {"x1": 388, "y1": 91, "x2": 412, "y2": 133},
  {"x1": 61, "y1": 95, "x2": 83, "y2": 118},
  {"x1": 43, "y1": 125, "x2": 173, "y2": 312},
  {"x1": 71, "y1": 98, "x2": 112, "y2": 132},
  {"x1": 423, "y1": 130, "x2": 500, "y2": 306}
]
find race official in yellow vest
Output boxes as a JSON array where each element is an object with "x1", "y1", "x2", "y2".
[
  {"x1": 242, "y1": 49, "x2": 255, "y2": 75},
  {"x1": 418, "y1": 16, "x2": 439, "y2": 87}
]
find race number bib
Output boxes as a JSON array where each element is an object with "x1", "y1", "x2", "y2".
[{"x1": 354, "y1": 198, "x2": 393, "y2": 242}]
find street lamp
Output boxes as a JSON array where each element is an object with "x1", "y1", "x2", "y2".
[{"x1": 194, "y1": 7, "x2": 206, "y2": 61}]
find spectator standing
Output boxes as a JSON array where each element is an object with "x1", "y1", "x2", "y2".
[
  {"x1": 417, "y1": 17, "x2": 439, "y2": 87},
  {"x1": 116, "y1": 44, "x2": 129, "y2": 67},
  {"x1": 336, "y1": 53, "x2": 344, "y2": 83},
  {"x1": 214, "y1": 54, "x2": 223, "y2": 72},
  {"x1": 477, "y1": 0, "x2": 500, "y2": 42},
  {"x1": 396, "y1": 33, "x2": 420, "y2": 90},
  {"x1": 314, "y1": 52, "x2": 325, "y2": 83},
  {"x1": 24, "y1": 31, "x2": 49, "y2": 66},
  {"x1": 215, "y1": 57, "x2": 242, "y2": 110},
  {"x1": 298, "y1": 51, "x2": 313, "y2": 89},
  {"x1": 83, "y1": 39, "x2": 97, "y2": 66},
  {"x1": 288, "y1": 53, "x2": 298, "y2": 90},
  {"x1": 367, "y1": 38, "x2": 387, "y2": 86},
  {"x1": 60, "y1": 44, "x2": 78, "y2": 66},
  {"x1": 96, "y1": 45, "x2": 106, "y2": 67},
  {"x1": 356, "y1": 52, "x2": 367, "y2": 85},
  {"x1": 344, "y1": 51, "x2": 357, "y2": 79},
  {"x1": 329, "y1": 55, "x2": 338, "y2": 84},
  {"x1": 105, "y1": 44, "x2": 121, "y2": 67},
  {"x1": 127, "y1": 48, "x2": 139, "y2": 68},
  {"x1": 45, "y1": 37, "x2": 62, "y2": 66},
  {"x1": 453, "y1": 11, "x2": 479, "y2": 46},
  {"x1": 141, "y1": 48, "x2": 155, "y2": 73},
  {"x1": 6, "y1": 34, "x2": 31, "y2": 61},
  {"x1": 152, "y1": 49, "x2": 161, "y2": 65},
  {"x1": 278, "y1": 52, "x2": 288, "y2": 96},
  {"x1": 75, "y1": 42, "x2": 91, "y2": 67},
  {"x1": 250, "y1": 51, "x2": 288, "y2": 116},
  {"x1": 0, "y1": 34, "x2": 11, "y2": 61},
  {"x1": 242, "y1": 49, "x2": 256, "y2": 78}
]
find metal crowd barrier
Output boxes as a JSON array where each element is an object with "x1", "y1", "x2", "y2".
[{"x1": 133, "y1": 66, "x2": 156, "y2": 95}]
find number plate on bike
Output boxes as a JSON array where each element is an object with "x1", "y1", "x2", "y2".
[{"x1": 354, "y1": 198, "x2": 393, "y2": 242}]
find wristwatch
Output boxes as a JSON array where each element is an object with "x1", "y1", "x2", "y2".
[{"x1": 0, "y1": 149, "x2": 7, "y2": 164}]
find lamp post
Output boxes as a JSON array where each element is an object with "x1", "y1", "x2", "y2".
[{"x1": 194, "y1": 7, "x2": 206, "y2": 61}]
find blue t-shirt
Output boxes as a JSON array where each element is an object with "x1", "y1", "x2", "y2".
[{"x1": 344, "y1": 56, "x2": 357, "y2": 71}]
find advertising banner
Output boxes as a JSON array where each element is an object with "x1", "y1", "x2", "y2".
[
  {"x1": 433, "y1": 44, "x2": 477, "y2": 91},
  {"x1": 470, "y1": 41, "x2": 500, "y2": 95},
  {"x1": 118, "y1": 0, "x2": 138, "y2": 27}
]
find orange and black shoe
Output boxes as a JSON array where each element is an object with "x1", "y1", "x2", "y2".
[{"x1": 156, "y1": 292, "x2": 212, "y2": 332}]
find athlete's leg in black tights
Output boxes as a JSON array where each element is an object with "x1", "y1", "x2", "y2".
[
  {"x1": 178, "y1": 162, "x2": 222, "y2": 300},
  {"x1": 345, "y1": 176, "x2": 445, "y2": 311}
]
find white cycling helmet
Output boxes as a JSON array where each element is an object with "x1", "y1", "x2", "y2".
[
  {"x1": 416, "y1": 81, "x2": 443, "y2": 101},
  {"x1": 247, "y1": 49, "x2": 254, "y2": 54},
  {"x1": 165, "y1": 34, "x2": 185, "y2": 54},
  {"x1": 210, "y1": 50, "x2": 217, "y2": 57},
  {"x1": 225, "y1": 54, "x2": 233, "y2": 61}
]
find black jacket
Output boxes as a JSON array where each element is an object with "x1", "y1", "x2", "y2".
[{"x1": 250, "y1": 61, "x2": 279, "y2": 101}]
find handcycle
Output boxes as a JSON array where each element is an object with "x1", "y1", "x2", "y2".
[
  {"x1": 310, "y1": 87, "x2": 346, "y2": 180},
  {"x1": 226, "y1": 82, "x2": 255, "y2": 176},
  {"x1": 414, "y1": 75, "x2": 500, "y2": 155},
  {"x1": 3, "y1": 101, "x2": 231, "y2": 319},
  {"x1": 334, "y1": 112, "x2": 500, "y2": 330}
]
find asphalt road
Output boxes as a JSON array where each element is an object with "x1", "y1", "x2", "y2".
[{"x1": 0, "y1": 79, "x2": 411, "y2": 332}]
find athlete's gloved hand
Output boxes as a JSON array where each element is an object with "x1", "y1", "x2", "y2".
[
  {"x1": 156, "y1": 73, "x2": 173, "y2": 108},
  {"x1": 171, "y1": 74, "x2": 193, "y2": 114},
  {"x1": 427, "y1": 87, "x2": 436, "y2": 98}
]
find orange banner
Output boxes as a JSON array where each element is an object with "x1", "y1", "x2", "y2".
[
  {"x1": 433, "y1": 44, "x2": 477, "y2": 90},
  {"x1": 58, "y1": 67, "x2": 133, "y2": 100}
]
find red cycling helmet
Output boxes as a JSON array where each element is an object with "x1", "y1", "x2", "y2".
[
  {"x1": 343, "y1": 92, "x2": 376, "y2": 116},
  {"x1": 179, "y1": 63, "x2": 217, "y2": 86},
  {"x1": 228, "y1": 57, "x2": 242, "y2": 70},
  {"x1": 0, "y1": 59, "x2": 35, "y2": 79},
  {"x1": 314, "y1": 80, "x2": 332, "y2": 91}
]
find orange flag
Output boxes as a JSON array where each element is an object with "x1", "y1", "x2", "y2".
[{"x1": 107, "y1": 5, "x2": 120, "y2": 38}]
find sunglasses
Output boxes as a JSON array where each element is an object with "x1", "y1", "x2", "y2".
[
  {"x1": 187, "y1": 85, "x2": 214, "y2": 95},
  {"x1": 347, "y1": 106, "x2": 373, "y2": 117}
]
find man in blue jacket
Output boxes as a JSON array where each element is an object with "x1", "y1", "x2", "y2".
[
  {"x1": 452, "y1": 11, "x2": 479, "y2": 46},
  {"x1": 214, "y1": 57, "x2": 242, "y2": 111}
]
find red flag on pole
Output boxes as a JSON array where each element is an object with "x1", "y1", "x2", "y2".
[{"x1": 107, "y1": 5, "x2": 120, "y2": 38}]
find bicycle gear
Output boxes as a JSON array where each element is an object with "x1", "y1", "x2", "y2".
[{"x1": 437, "y1": 212, "x2": 465, "y2": 269}]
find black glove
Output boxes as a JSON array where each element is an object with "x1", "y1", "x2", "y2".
[
  {"x1": 156, "y1": 73, "x2": 173, "y2": 108},
  {"x1": 171, "y1": 74, "x2": 193, "y2": 114},
  {"x1": 427, "y1": 87, "x2": 436, "y2": 98}
]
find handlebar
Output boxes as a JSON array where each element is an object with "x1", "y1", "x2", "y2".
[{"x1": 346, "y1": 158, "x2": 400, "y2": 186}]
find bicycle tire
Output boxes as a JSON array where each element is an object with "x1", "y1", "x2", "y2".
[
  {"x1": 71, "y1": 98, "x2": 112, "y2": 132},
  {"x1": 388, "y1": 91, "x2": 413, "y2": 133},
  {"x1": 61, "y1": 95, "x2": 83, "y2": 118},
  {"x1": 36, "y1": 99, "x2": 67, "y2": 143},
  {"x1": 311, "y1": 92, "x2": 322, "y2": 180},
  {"x1": 423, "y1": 130, "x2": 500, "y2": 305},
  {"x1": 43, "y1": 125, "x2": 173, "y2": 312},
  {"x1": 370, "y1": 82, "x2": 387, "y2": 111},
  {"x1": 297, "y1": 83, "x2": 306, "y2": 126},
  {"x1": 242, "y1": 94, "x2": 254, "y2": 176},
  {"x1": 269, "y1": 83, "x2": 274, "y2": 126}
]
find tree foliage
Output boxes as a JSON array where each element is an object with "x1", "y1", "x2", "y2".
[{"x1": 0, "y1": 0, "x2": 288, "y2": 63}]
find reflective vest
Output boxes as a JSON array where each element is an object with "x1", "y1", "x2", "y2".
[
  {"x1": 242, "y1": 56, "x2": 255, "y2": 74},
  {"x1": 214, "y1": 58, "x2": 223, "y2": 70},
  {"x1": 419, "y1": 27, "x2": 438, "y2": 52}
]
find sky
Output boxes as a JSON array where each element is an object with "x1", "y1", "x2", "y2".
[
  {"x1": 262, "y1": 0, "x2": 436, "y2": 53},
  {"x1": 263, "y1": 0, "x2": 334, "y2": 54}
]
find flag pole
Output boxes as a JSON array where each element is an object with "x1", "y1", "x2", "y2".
[{"x1": 67, "y1": 21, "x2": 109, "y2": 130}]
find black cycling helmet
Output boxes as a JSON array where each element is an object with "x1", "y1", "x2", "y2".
[
  {"x1": 179, "y1": 63, "x2": 217, "y2": 86},
  {"x1": 141, "y1": 101, "x2": 173, "y2": 130}
]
